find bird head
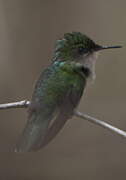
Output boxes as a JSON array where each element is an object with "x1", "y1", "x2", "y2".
[
  {"x1": 53, "y1": 32, "x2": 121, "y2": 62},
  {"x1": 53, "y1": 32, "x2": 122, "y2": 80}
]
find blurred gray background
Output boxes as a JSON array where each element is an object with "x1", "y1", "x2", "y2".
[{"x1": 0, "y1": 0, "x2": 125, "y2": 179}]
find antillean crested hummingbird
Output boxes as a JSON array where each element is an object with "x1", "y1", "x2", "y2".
[{"x1": 15, "y1": 32, "x2": 122, "y2": 152}]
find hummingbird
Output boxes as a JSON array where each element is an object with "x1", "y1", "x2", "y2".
[{"x1": 15, "y1": 32, "x2": 122, "y2": 152}]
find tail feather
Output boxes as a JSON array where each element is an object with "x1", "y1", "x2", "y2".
[
  {"x1": 15, "y1": 100, "x2": 74, "y2": 152},
  {"x1": 33, "y1": 109, "x2": 73, "y2": 150},
  {"x1": 14, "y1": 114, "x2": 50, "y2": 152}
]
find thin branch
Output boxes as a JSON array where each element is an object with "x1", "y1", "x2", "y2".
[
  {"x1": 0, "y1": 100, "x2": 126, "y2": 138},
  {"x1": 74, "y1": 111, "x2": 126, "y2": 138},
  {"x1": 0, "y1": 100, "x2": 30, "y2": 109}
]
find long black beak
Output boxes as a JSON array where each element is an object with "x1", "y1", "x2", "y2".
[{"x1": 94, "y1": 44, "x2": 122, "y2": 51}]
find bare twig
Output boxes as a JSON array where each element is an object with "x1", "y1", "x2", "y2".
[
  {"x1": 74, "y1": 111, "x2": 126, "y2": 138},
  {"x1": 0, "y1": 100, "x2": 30, "y2": 109},
  {"x1": 0, "y1": 100, "x2": 126, "y2": 138}
]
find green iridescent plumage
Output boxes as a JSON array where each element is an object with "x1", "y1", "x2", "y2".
[
  {"x1": 53, "y1": 32, "x2": 97, "y2": 61},
  {"x1": 15, "y1": 32, "x2": 121, "y2": 152},
  {"x1": 15, "y1": 61, "x2": 86, "y2": 152}
]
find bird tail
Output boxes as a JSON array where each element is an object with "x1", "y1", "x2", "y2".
[
  {"x1": 32, "y1": 108, "x2": 73, "y2": 150},
  {"x1": 14, "y1": 113, "x2": 50, "y2": 152},
  {"x1": 14, "y1": 107, "x2": 73, "y2": 152}
]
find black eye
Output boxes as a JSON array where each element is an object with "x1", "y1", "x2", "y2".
[{"x1": 78, "y1": 47, "x2": 88, "y2": 55}]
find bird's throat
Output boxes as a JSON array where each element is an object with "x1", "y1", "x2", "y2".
[{"x1": 80, "y1": 52, "x2": 99, "y2": 81}]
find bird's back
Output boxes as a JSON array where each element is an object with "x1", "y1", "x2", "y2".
[{"x1": 15, "y1": 62, "x2": 87, "y2": 152}]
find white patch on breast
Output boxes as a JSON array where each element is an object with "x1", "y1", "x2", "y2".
[{"x1": 80, "y1": 52, "x2": 99, "y2": 82}]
